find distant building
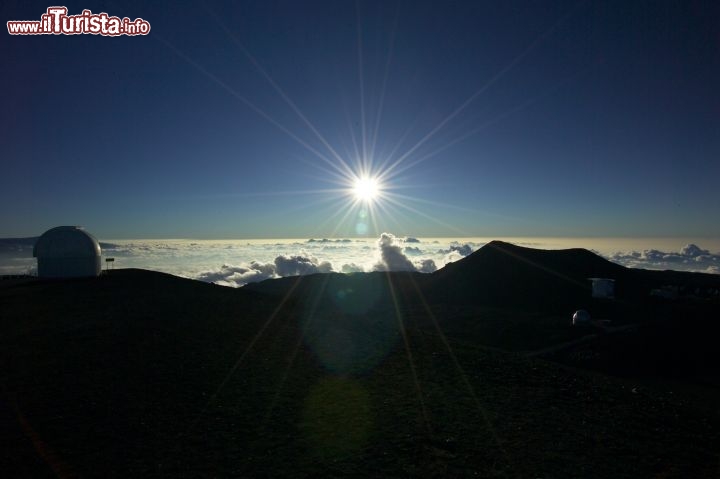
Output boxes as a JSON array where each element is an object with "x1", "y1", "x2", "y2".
[
  {"x1": 33, "y1": 226, "x2": 102, "y2": 278},
  {"x1": 588, "y1": 278, "x2": 615, "y2": 299}
]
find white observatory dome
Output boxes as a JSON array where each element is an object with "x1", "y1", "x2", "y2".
[{"x1": 33, "y1": 226, "x2": 102, "y2": 278}]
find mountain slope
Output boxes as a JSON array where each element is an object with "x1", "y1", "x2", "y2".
[
  {"x1": 1, "y1": 269, "x2": 719, "y2": 477},
  {"x1": 426, "y1": 240, "x2": 629, "y2": 310}
]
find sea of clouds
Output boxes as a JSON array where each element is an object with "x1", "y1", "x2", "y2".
[
  {"x1": 1, "y1": 234, "x2": 718, "y2": 285},
  {"x1": 182, "y1": 233, "x2": 464, "y2": 287}
]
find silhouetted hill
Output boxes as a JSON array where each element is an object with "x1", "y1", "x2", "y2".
[
  {"x1": 2, "y1": 252, "x2": 720, "y2": 477},
  {"x1": 427, "y1": 240, "x2": 629, "y2": 310},
  {"x1": 244, "y1": 270, "x2": 425, "y2": 313},
  {"x1": 245, "y1": 241, "x2": 720, "y2": 372}
]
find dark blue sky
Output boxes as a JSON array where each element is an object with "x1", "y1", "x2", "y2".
[{"x1": 2, "y1": 0, "x2": 719, "y2": 238}]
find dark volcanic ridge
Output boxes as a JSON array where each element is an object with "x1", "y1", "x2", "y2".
[{"x1": 2, "y1": 242, "x2": 719, "y2": 477}]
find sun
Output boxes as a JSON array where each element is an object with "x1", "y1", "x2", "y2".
[{"x1": 352, "y1": 176, "x2": 380, "y2": 202}]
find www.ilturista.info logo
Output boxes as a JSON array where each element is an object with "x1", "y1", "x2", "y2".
[{"x1": 7, "y1": 7, "x2": 150, "y2": 36}]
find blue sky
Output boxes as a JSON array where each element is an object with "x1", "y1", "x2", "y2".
[{"x1": 2, "y1": 0, "x2": 719, "y2": 239}]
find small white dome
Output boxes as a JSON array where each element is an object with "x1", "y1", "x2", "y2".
[
  {"x1": 33, "y1": 226, "x2": 101, "y2": 258},
  {"x1": 572, "y1": 309, "x2": 591, "y2": 325}
]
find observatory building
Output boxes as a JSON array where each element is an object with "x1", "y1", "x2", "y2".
[{"x1": 33, "y1": 226, "x2": 102, "y2": 278}]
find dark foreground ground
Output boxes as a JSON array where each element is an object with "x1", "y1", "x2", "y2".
[{"x1": 2, "y1": 243, "x2": 720, "y2": 477}]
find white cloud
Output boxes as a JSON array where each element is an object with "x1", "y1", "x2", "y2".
[
  {"x1": 195, "y1": 262, "x2": 277, "y2": 287},
  {"x1": 24, "y1": 236, "x2": 718, "y2": 285},
  {"x1": 0, "y1": 234, "x2": 466, "y2": 280},
  {"x1": 341, "y1": 263, "x2": 365, "y2": 273},
  {"x1": 307, "y1": 238, "x2": 352, "y2": 243},
  {"x1": 374, "y1": 233, "x2": 417, "y2": 272},
  {"x1": 274, "y1": 254, "x2": 333, "y2": 276},
  {"x1": 372, "y1": 233, "x2": 438, "y2": 273},
  {"x1": 194, "y1": 253, "x2": 334, "y2": 287},
  {"x1": 608, "y1": 244, "x2": 720, "y2": 273},
  {"x1": 442, "y1": 251, "x2": 464, "y2": 264},
  {"x1": 417, "y1": 258, "x2": 438, "y2": 273},
  {"x1": 438, "y1": 242, "x2": 474, "y2": 257},
  {"x1": 681, "y1": 244, "x2": 709, "y2": 257}
]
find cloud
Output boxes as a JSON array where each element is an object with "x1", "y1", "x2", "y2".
[
  {"x1": 433, "y1": 242, "x2": 475, "y2": 267},
  {"x1": 404, "y1": 246, "x2": 423, "y2": 255},
  {"x1": 372, "y1": 233, "x2": 437, "y2": 273},
  {"x1": 417, "y1": 258, "x2": 438, "y2": 273},
  {"x1": 274, "y1": 254, "x2": 333, "y2": 276},
  {"x1": 194, "y1": 253, "x2": 334, "y2": 287},
  {"x1": 307, "y1": 238, "x2": 352, "y2": 243},
  {"x1": 680, "y1": 244, "x2": 710, "y2": 257},
  {"x1": 374, "y1": 233, "x2": 417, "y2": 272},
  {"x1": 2, "y1": 234, "x2": 456, "y2": 284},
  {"x1": 341, "y1": 263, "x2": 365, "y2": 273},
  {"x1": 608, "y1": 244, "x2": 720, "y2": 273},
  {"x1": 195, "y1": 262, "x2": 277, "y2": 287},
  {"x1": 439, "y1": 242, "x2": 474, "y2": 257},
  {"x1": 0, "y1": 240, "x2": 34, "y2": 254},
  {"x1": 443, "y1": 251, "x2": 465, "y2": 264}
]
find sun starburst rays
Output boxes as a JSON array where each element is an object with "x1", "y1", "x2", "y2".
[
  {"x1": 352, "y1": 177, "x2": 379, "y2": 202},
  {"x1": 162, "y1": 16, "x2": 502, "y2": 240},
  {"x1": 165, "y1": 0, "x2": 567, "y2": 240},
  {"x1": 152, "y1": 0, "x2": 593, "y2": 244}
]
